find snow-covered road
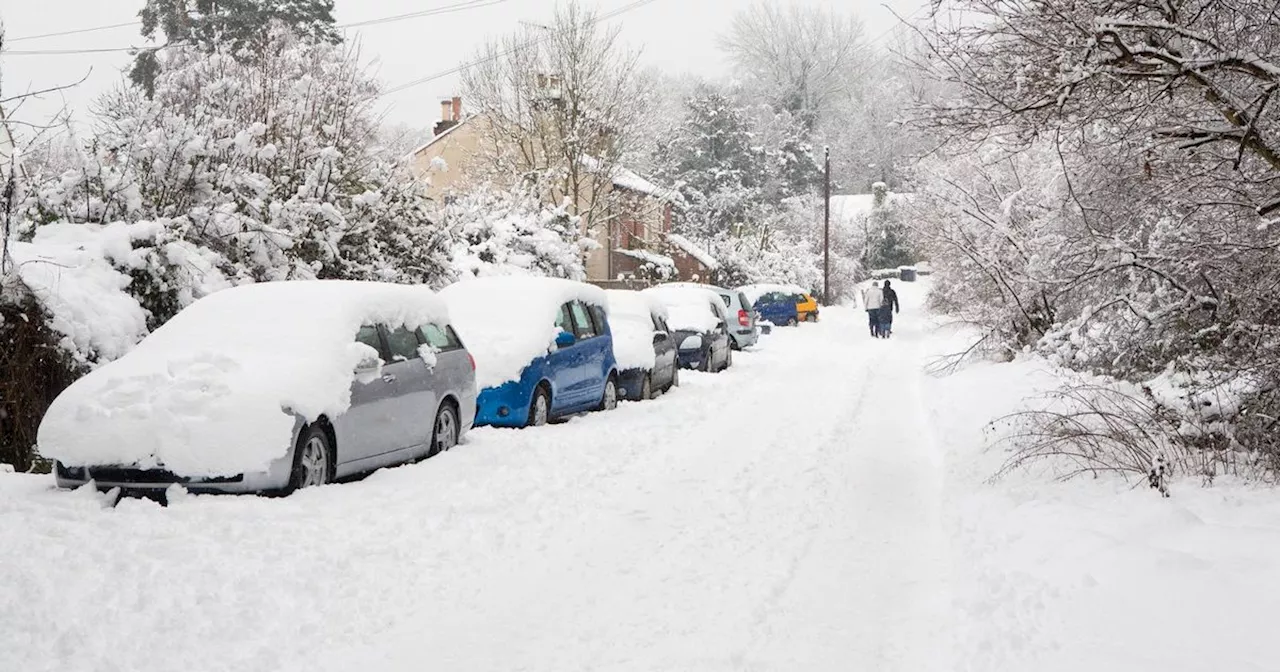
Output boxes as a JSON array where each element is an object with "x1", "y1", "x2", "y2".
[{"x1": 1, "y1": 286, "x2": 955, "y2": 672}]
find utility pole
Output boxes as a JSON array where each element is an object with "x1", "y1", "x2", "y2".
[{"x1": 823, "y1": 146, "x2": 831, "y2": 303}]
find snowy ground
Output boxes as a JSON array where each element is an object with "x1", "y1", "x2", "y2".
[{"x1": 2, "y1": 281, "x2": 1278, "y2": 672}]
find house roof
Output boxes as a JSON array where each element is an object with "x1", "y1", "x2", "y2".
[
  {"x1": 615, "y1": 248, "x2": 676, "y2": 268},
  {"x1": 403, "y1": 115, "x2": 477, "y2": 160},
  {"x1": 665, "y1": 233, "x2": 720, "y2": 271},
  {"x1": 580, "y1": 155, "x2": 681, "y2": 203}
]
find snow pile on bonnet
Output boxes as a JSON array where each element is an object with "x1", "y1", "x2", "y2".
[
  {"x1": 644, "y1": 286, "x2": 722, "y2": 333},
  {"x1": 605, "y1": 290, "x2": 668, "y2": 371},
  {"x1": 739, "y1": 282, "x2": 808, "y2": 305},
  {"x1": 441, "y1": 276, "x2": 606, "y2": 389},
  {"x1": 38, "y1": 281, "x2": 447, "y2": 477}
]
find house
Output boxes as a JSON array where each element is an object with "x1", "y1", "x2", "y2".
[{"x1": 407, "y1": 96, "x2": 679, "y2": 282}]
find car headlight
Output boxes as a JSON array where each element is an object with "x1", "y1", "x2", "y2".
[{"x1": 680, "y1": 335, "x2": 703, "y2": 350}]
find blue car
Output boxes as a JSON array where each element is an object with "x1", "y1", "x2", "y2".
[
  {"x1": 440, "y1": 277, "x2": 619, "y2": 428},
  {"x1": 752, "y1": 291, "x2": 801, "y2": 327}
]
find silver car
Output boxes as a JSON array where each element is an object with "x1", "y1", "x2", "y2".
[
  {"x1": 46, "y1": 282, "x2": 477, "y2": 497},
  {"x1": 662, "y1": 282, "x2": 759, "y2": 350}
]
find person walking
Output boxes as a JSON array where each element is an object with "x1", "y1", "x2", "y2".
[
  {"x1": 879, "y1": 280, "x2": 900, "y2": 338},
  {"x1": 860, "y1": 281, "x2": 885, "y2": 337}
]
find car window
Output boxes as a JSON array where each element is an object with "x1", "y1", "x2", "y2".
[
  {"x1": 720, "y1": 295, "x2": 731, "y2": 308},
  {"x1": 570, "y1": 302, "x2": 598, "y2": 339},
  {"x1": 651, "y1": 314, "x2": 665, "y2": 332},
  {"x1": 792, "y1": 294, "x2": 805, "y2": 304},
  {"x1": 355, "y1": 325, "x2": 384, "y2": 359},
  {"x1": 383, "y1": 326, "x2": 421, "y2": 362},
  {"x1": 737, "y1": 292, "x2": 751, "y2": 310},
  {"x1": 555, "y1": 303, "x2": 573, "y2": 334},
  {"x1": 417, "y1": 323, "x2": 462, "y2": 352},
  {"x1": 588, "y1": 304, "x2": 608, "y2": 334}
]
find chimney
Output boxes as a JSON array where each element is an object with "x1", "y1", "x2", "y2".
[{"x1": 433, "y1": 97, "x2": 461, "y2": 137}]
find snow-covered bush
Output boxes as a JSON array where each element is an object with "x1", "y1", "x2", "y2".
[
  {"x1": 441, "y1": 186, "x2": 586, "y2": 281},
  {"x1": 22, "y1": 26, "x2": 452, "y2": 322}
]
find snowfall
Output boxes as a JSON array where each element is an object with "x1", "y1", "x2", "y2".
[{"x1": 2, "y1": 280, "x2": 1278, "y2": 672}]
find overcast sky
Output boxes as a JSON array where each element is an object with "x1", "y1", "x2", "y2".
[{"x1": 3, "y1": 0, "x2": 927, "y2": 133}]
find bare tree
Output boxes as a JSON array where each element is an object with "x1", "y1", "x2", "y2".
[
  {"x1": 912, "y1": 0, "x2": 1280, "y2": 482},
  {"x1": 719, "y1": 2, "x2": 868, "y2": 133},
  {"x1": 461, "y1": 2, "x2": 652, "y2": 240}
]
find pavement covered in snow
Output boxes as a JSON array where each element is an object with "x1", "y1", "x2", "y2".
[{"x1": 3, "y1": 281, "x2": 1278, "y2": 671}]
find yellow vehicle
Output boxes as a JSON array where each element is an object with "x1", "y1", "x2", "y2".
[{"x1": 795, "y1": 293, "x2": 820, "y2": 322}]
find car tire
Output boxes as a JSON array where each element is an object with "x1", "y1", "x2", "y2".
[
  {"x1": 287, "y1": 424, "x2": 332, "y2": 493},
  {"x1": 726, "y1": 348, "x2": 733, "y2": 369},
  {"x1": 599, "y1": 374, "x2": 619, "y2": 411},
  {"x1": 529, "y1": 385, "x2": 552, "y2": 427},
  {"x1": 805, "y1": 313, "x2": 817, "y2": 322},
  {"x1": 428, "y1": 401, "x2": 459, "y2": 458},
  {"x1": 641, "y1": 374, "x2": 652, "y2": 400},
  {"x1": 787, "y1": 317, "x2": 798, "y2": 327}
]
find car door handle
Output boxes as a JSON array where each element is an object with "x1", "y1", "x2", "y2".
[{"x1": 381, "y1": 373, "x2": 397, "y2": 383}]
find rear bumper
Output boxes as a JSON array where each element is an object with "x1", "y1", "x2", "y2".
[{"x1": 732, "y1": 326, "x2": 758, "y2": 348}]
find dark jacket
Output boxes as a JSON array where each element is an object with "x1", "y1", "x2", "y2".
[{"x1": 882, "y1": 287, "x2": 899, "y2": 312}]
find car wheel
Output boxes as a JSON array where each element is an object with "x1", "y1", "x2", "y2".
[
  {"x1": 428, "y1": 402, "x2": 459, "y2": 458},
  {"x1": 288, "y1": 424, "x2": 332, "y2": 492},
  {"x1": 641, "y1": 374, "x2": 652, "y2": 400},
  {"x1": 529, "y1": 386, "x2": 551, "y2": 427},
  {"x1": 805, "y1": 313, "x2": 817, "y2": 322},
  {"x1": 787, "y1": 317, "x2": 798, "y2": 327},
  {"x1": 599, "y1": 375, "x2": 619, "y2": 411}
]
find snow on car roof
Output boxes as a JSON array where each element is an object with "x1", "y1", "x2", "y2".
[
  {"x1": 606, "y1": 290, "x2": 668, "y2": 371},
  {"x1": 37, "y1": 281, "x2": 449, "y2": 477},
  {"x1": 739, "y1": 283, "x2": 809, "y2": 305},
  {"x1": 440, "y1": 276, "x2": 607, "y2": 389},
  {"x1": 643, "y1": 285, "x2": 724, "y2": 333}
]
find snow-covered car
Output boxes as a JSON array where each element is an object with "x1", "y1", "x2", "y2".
[
  {"x1": 642, "y1": 285, "x2": 733, "y2": 373},
  {"x1": 740, "y1": 283, "x2": 811, "y2": 327},
  {"x1": 661, "y1": 282, "x2": 758, "y2": 349},
  {"x1": 440, "y1": 276, "x2": 619, "y2": 428},
  {"x1": 41, "y1": 281, "x2": 478, "y2": 496},
  {"x1": 605, "y1": 289, "x2": 679, "y2": 400}
]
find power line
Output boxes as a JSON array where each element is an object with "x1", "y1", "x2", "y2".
[
  {"x1": 342, "y1": 0, "x2": 507, "y2": 29},
  {"x1": 2, "y1": 0, "x2": 509, "y2": 55},
  {"x1": 380, "y1": 0, "x2": 663, "y2": 97},
  {"x1": 6, "y1": 21, "x2": 141, "y2": 44}
]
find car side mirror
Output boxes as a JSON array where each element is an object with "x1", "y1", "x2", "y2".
[
  {"x1": 555, "y1": 330, "x2": 576, "y2": 348},
  {"x1": 354, "y1": 355, "x2": 382, "y2": 374}
]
